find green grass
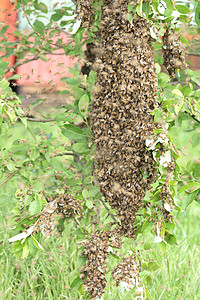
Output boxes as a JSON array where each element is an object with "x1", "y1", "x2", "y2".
[{"x1": 1, "y1": 197, "x2": 200, "y2": 299}]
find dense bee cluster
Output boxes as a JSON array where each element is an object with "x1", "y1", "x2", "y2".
[
  {"x1": 162, "y1": 27, "x2": 187, "y2": 77},
  {"x1": 15, "y1": 189, "x2": 83, "y2": 238},
  {"x1": 81, "y1": 43, "x2": 96, "y2": 76},
  {"x1": 46, "y1": 192, "x2": 84, "y2": 219},
  {"x1": 81, "y1": 230, "x2": 122, "y2": 299},
  {"x1": 35, "y1": 192, "x2": 83, "y2": 237},
  {"x1": 74, "y1": 0, "x2": 94, "y2": 28},
  {"x1": 112, "y1": 255, "x2": 141, "y2": 292},
  {"x1": 91, "y1": 0, "x2": 158, "y2": 238}
]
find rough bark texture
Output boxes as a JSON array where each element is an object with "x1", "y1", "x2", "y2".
[{"x1": 91, "y1": 0, "x2": 158, "y2": 238}]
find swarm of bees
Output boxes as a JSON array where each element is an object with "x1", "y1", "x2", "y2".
[
  {"x1": 80, "y1": 230, "x2": 122, "y2": 299},
  {"x1": 17, "y1": 188, "x2": 84, "y2": 238},
  {"x1": 81, "y1": 43, "x2": 96, "y2": 76},
  {"x1": 74, "y1": 0, "x2": 94, "y2": 28},
  {"x1": 74, "y1": 0, "x2": 183, "y2": 298},
  {"x1": 35, "y1": 191, "x2": 84, "y2": 238},
  {"x1": 112, "y1": 255, "x2": 140, "y2": 291},
  {"x1": 91, "y1": 1, "x2": 158, "y2": 239},
  {"x1": 162, "y1": 27, "x2": 187, "y2": 77}
]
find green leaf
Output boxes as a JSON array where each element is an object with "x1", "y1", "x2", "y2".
[
  {"x1": 172, "y1": 89, "x2": 184, "y2": 98},
  {"x1": 148, "y1": 261, "x2": 159, "y2": 271},
  {"x1": 62, "y1": 124, "x2": 88, "y2": 139},
  {"x1": 22, "y1": 240, "x2": 30, "y2": 259},
  {"x1": 144, "y1": 241, "x2": 152, "y2": 250},
  {"x1": 78, "y1": 284, "x2": 85, "y2": 295},
  {"x1": 142, "y1": 1, "x2": 151, "y2": 18},
  {"x1": 155, "y1": 63, "x2": 161, "y2": 73},
  {"x1": 152, "y1": 0, "x2": 159, "y2": 11},
  {"x1": 175, "y1": 4, "x2": 190, "y2": 14},
  {"x1": 72, "y1": 142, "x2": 89, "y2": 153},
  {"x1": 6, "y1": 109, "x2": 16, "y2": 123},
  {"x1": 136, "y1": 0, "x2": 143, "y2": 17},
  {"x1": 86, "y1": 199, "x2": 93, "y2": 209},
  {"x1": 179, "y1": 182, "x2": 200, "y2": 194},
  {"x1": 61, "y1": 77, "x2": 80, "y2": 85},
  {"x1": 29, "y1": 194, "x2": 44, "y2": 215},
  {"x1": 7, "y1": 74, "x2": 21, "y2": 80},
  {"x1": 164, "y1": 0, "x2": 174, "y2": 11},
  {"x1": 0, "y1": 25, "x2": 9, "y2": 35},
  {"x1": 29, "y1": 149, "x2": 40, "y2": 161},
  {"x1": 20, "y1": 117, "x2": 28, "y2": 128},
  {"x1": 33, "y1": 20, "x2": 45, "y2": 36},
  {"x1": 145, "y1": 287, "x2": 154, "y2": 300},
  {"x1": 0, "y1": 78, "x2": 9, "y2": 90},
  {"x1": 34, "y1": 1, "x2": 48, "y2": 13},
  {"x1": 82, "y1": 189, "x2": 88, "y2": 199},
  {"x1": 165, "y1": 234, "x2": 177, "y2": 245},
  {"x1": 78, "y1": 94, "x2": 89, "y2": 112},
  {"x1": 51, "y1": 13, "x2": 63, "y2": 21},
  {"x1": 71, "y1": 277, "x2": 83, "y2": 290},
  {"x1": 31, "y1": 235, "x2": 44, "y2": 250},
  {"x1": 195, "y1": 1, "x2": 200, "y2": 26},
  {"x1": 151, "y1": 108, "x2": 163, "y2": 122},
  {"x1": 180, "y1": 36, "x2": 189, "y2": 47},
  {"x1": 88, "y1": 186, "x2": 100, "y2": 198},
  {"x1": 109, "y1": 252, "x2": 120, "y2": 259},
  {"x1": 158, "y1": 72, "x2": 170, "y2": 86},
  {"x1": 174, "y1": 99, "x2": 183, "y2": 115}
]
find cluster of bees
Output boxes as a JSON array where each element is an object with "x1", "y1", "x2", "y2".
[
  {"x1": 112, "y1": 255, "x2": 141, "y2": 292},
  {"x1": 75, "y1": 0, "x2": 162, "y2": 297},
  {"x1": 74, "y1": 0, "x2": 94, "y2": 28},
  {"x1": 16, "y1": 188, "x2": 83, "y2": 238},
  {"x1": 162, "y1": 27, "x2": 187, "y2": 77},
  {"x1": 35, "y1": 191, "x2": 84, "y2": 238},
  {"x1": 80, "y1": 230, "x2": 122, "y2": 299},
  {"x1": 91, "y1": 1, "x2": 158, "y2": 239},
  {"x1": 74, "y1": 0, "x2": 189, "y2": 298}
]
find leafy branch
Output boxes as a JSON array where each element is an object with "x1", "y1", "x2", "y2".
[{"x1": 0, "y1": 152, "x2": 77, "y2": 188}]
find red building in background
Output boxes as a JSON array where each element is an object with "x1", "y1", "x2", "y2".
[
  {"x1": 0, "y1": 0, "x2": 17, "y2": 78},
  {"x1": 0, "y1": 0, "x2": 75, "y2": 89}
]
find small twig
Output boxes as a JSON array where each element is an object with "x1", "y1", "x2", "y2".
[
  {"x1": 0, "y1": 169, "x2": 20, "y2": 188},
  {"x1": 166, "y1": 253, "x2": 171, "y2": 284},
  {"x1": 26, "y1": 118, "x2": 56, "y2": 122},
  {"x1": 186, "y1": 52, "x2": 200, "y2": 57},
  {"x1": 185, "y1": 111, "x2": 200, "y2": 124},
  {"x1": 51, "y1": 152, "x2": 76, "y2": 157},
  {"x1": 5, "y1": 55, "x2": 40, "y2": 74},
  {"x1": 99, "y1": 198, "x2": 120, "y2": 224}
]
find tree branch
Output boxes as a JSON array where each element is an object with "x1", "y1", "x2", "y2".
[
  {"x1": 186, "y1": 52, "x2": 200, "y2": 57},
  {"x1": 5, "y1": 55, "x2": 40, "y2": 74},
  {"x1": 185, "y1": 111, "x2": 200, "y2": 124},
  {"x1": 51, "y1": 152, "x2": 76, "y2": 158},
  {"x1": 99, "y1": 198, "x2": 120, "y2": 225},
  {"x1": 26, "y1": 117, "x2": 56, "y2": 122},
  {"x1": 0, "y1": 169, "x2": 20, "y2": 188}
]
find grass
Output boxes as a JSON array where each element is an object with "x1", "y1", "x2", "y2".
[{"x1": 1, "y1": 199, "x2": 200, "y2": 299}]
